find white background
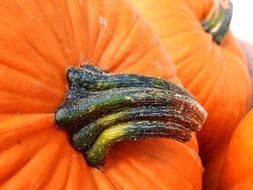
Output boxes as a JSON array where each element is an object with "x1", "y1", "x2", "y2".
[{"x1": 231, "y1": 0, "x2": 253, "y2": 43}]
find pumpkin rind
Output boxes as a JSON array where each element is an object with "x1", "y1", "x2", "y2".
[
  {"x1": 0, "y1": 0, "x2": 202, "y2": 189},
  {"x1": 218, "y1": 110, "x2": 253, "y2": 189}
]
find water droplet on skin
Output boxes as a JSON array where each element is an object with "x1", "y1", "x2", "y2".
[
  {"x1": 99, "y1": 15, "x2": 108, "y2": 28},
  {"x1": 98, "y1": 15, "x2": 112, "y2": 34}
]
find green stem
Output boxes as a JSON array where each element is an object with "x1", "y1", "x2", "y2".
[
  {"x1": 55, "y1": 64, "x2": 207, "y2": 168},
  {"x1": 72, "y1": 106, "x2": 202, "y2": 150},
  {"x1": 66, "y1": 65, "x2": 194, "y2": 100},
  {"x1": 55, "y1": 87, "x2": 205, "y2": 130},
  {"x1": 85, "y1": 121, "x2": 192, "y2": 167},
  {"x1": 202, "y1": 0, "x2": 233, "y2": 44}
]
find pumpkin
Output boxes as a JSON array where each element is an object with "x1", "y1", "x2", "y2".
[
  {"x1": 129, "y1": 0, "x2": 252, "y2": 159},
  {"x1": 218, "y1": 110, "x2": 253, "y2": 190},
  {"x1": 0, "y1": 0, "x2": 207, "y2": 189}
]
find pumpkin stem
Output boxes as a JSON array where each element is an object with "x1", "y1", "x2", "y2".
[
  {"x1": 55, "y1": 64, "x2": 207, "y2": 168},
  {"x1": 202, "y1": 0, "x2": 233, "y2": 44}
]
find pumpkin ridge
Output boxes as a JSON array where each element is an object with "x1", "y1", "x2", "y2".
[
  {"x1": 148, "y1": 152, "x2": 198, "y2": 190},
  {"x1": 101, "y1": 14, "x2": 138, "y2": 72},
  {"x1": 13, "y1": 0, "x2": 69, "y2": 69},
  {"x1": 0, "y1": 114, "x2": 54, "y2": 143},
  {"x1": 92, "y1": 1, "x2": 112, "y2": 64},
  {"x1": 162, "y1": 27, "x2": 203, "y2": 43},
  {"x1": 170, "y1": 31, "x2": 212, "y2": 64},
  {"x1": 200, "y1": 63, "x2": 226, "y2": 147},
  {"x1": 114, "y1": 153, "x2": 157, "y2": 189},
  {"x1": 105, "y1": 147, "x2": 162, "y2": 189},
  {"x1": 120, "y1": 143, "x2": 197, "y2": 190},
  {"x1": 104, "y1": 155, "x2": 145, "y2": 190},
  {"x1": 93, "y1": 11, "x2": 118, "y2": 65},
  {"x1": 0, "y1": 131, "x2": 63, "y2": 189},
  {"x1": 131, "y1": 142, "x2": 201, "y2": 189},
  {"x1": 0, "y1": 146, "x2": 46, "y2": 185},
  {"x1": 113, "y1": 35, "x2": 156, "y2": 73},
  {"x1": 33, "y1": 0, "x2": 70, "y2": 62},
  {"x1": 85, "y1": 0, "x2": 104, "y2": 62},
  {"x1": 0, "y1": 64, "x2": 64, "y2": 94},
  {"x1": 65, "y1": 0, "x2": 86, "y2": 62},
  {"x1": 0, "y1": 49, "x2": 65, "y2": 92},
  {"x1": 90, "y1": 168, "x2": 119, "y2": 190},
  {"x1": 177, "y1": 45, "x2": 216, "y2": 89},
  {"x1": 51, "y1": 0, "x2": 75, "y2": 63},
  {"x1": 65, "y1": 155, "x2": 96, "y2": 190},
  {"x1": 53, "y1": 0, "x2": 79, "y2": 64},
  {"x1": 0, "y1": 130, "x2": 52, "y2": 182},
  {"x1": 198, "y1": 47, "x2": 222, "y2": 106},
  {"x1": 183, "y1": 49, "x2": 218, "y2": 92},
  {"x1": 1, "y1": 127, "x2": 56, "y2": 153},
  {"x1": 43, "y1": 142, "x2": 72, "y2": 190}
]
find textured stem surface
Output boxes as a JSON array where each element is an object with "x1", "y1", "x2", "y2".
[
  {"x1": 202, "y1": 0, "x2": 233, "y2": 44},
  {"x1": 55, "y1": 64, "x2": 207, "y2": 167}
]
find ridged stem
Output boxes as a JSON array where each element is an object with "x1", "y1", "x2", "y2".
[
  {"x1": 85, "y1": 121, "x2": 192, "y2": 167},
  {"x1": 72, "y1": 106, "x2": 202, "y2": 151},
  {"x1": 55, "y1": 64, "x2": 207, "y2": 167},
  {"x1": 202, "y1": 0, "x2": 233, "y2": 44}
]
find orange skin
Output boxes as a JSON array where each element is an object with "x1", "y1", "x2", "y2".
[
  {"x1": 0, "y1": 0, "x2": 202, "y2": 189},
  {"x1": 218, "y1": 110, "x2": 253, "y2": 189},
  {"x1": 200, "y1": 40, "x2": 253, "y2": 190}
]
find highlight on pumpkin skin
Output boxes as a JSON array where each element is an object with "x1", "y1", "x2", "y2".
[
  {"x1": 55, "y1": 64, "x2": 207, "y2": 167},
  {"x1": 202, "y1": 0, "x2": 233, "y2": 44}
]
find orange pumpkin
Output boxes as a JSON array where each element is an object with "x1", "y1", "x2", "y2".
[
  {"x1": 218, "y1": 110, "x2": 253, "y2": 190},
  {"x1": 129, "y1": 0, "x2": 252, "y2": 159},
  {"x1": 0, "y1": 0, "x2": 206, "y2": 189}
]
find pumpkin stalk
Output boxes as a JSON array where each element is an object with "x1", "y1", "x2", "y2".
[
  {"x1": 72, "y1": 106, "x2": 202, "y2": 151},
  {"x1": 85, "y1": 120, "x2": 192, "y2": 167},
  {"x1": 202, "y1": 0, "x2": 233, "y2": 44},
  {"x1": 55, "y1": 64, "x2": 207, "y2": 167}
]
